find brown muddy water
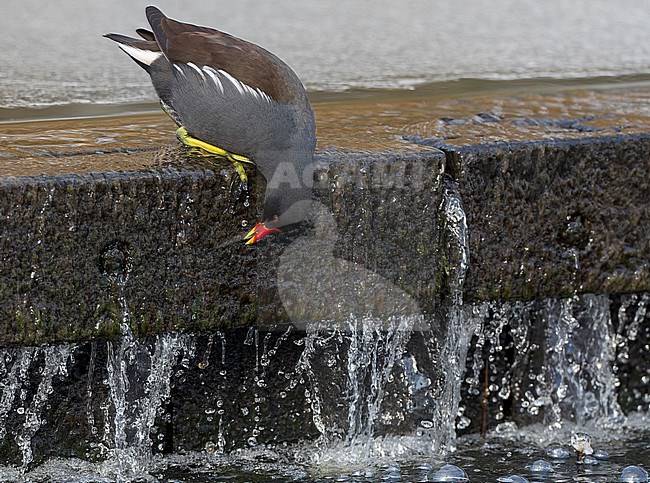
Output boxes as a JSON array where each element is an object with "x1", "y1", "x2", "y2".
[{"x1": 2, "y1": 77, "x2": 650, "y2": 178}]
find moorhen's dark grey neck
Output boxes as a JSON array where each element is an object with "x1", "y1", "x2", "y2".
[{"x1": 264, "y1": 199, "x2": 332, "y2": 237}]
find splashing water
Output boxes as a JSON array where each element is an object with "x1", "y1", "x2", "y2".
[
  {"x1": 0, "y1": 289, "x2": 646, "y2": 482},
  {"x1": 0, "y1": 348, "x2": 36, "y2": 444},
  {"x1": 459, "y1": 291, "x2": 645, "y2": 436},
  {"x1": 345, "y1": 316, "x2": 414, "y2": 441},
  {"x1": 101, "y1": 332, "x2": 190, "y2": 481},
  {"x1": 427, "y1": 182, "x2": 472, "y2": 451},
  {"x1": 15, "y1": 346, "x2": 72, "y2": 469},
  {"x1": 298, "y1": 315, "x2": 418, "y2": 445},
  {"x1": 0, "y1": 345, "x2": 73, "y2": 470},
  {"x1": 541, "y1": 294, "x2": 624, "y2": 428},
  {"x1": 291, "y1": 183, "x2": 472, "y2": 466}
]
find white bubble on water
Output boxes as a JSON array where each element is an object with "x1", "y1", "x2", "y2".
[
  {"x1": 431, "y1": 464, "x2": 468, "y2": 482},
  {"x1": 620, "y1": 465, "x2": 648, "y2": 482},
  {"x1": 528, "y1": 459, "x2": 554, "y2": 473}
]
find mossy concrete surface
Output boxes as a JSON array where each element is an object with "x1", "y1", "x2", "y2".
[
  {"x1": 0, "y1": 168, "x2": 261, "y2": 345},
  {"x1": 1, "y1": 133, "x2": 649, "y2": 344},
  {"x1": 416, "y1": 134, "x2": 650, "y2": 303},
  {"x1": 0, "y1": 149, "x2": 447, "y2": 346}
]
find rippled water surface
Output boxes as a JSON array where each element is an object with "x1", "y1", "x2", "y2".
[{"x1": 1, "y1": 0, "x2": 649, "y2": 108}]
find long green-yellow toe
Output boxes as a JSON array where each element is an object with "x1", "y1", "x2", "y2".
[{"x1": 175, "y1": 126, "x2": 252, "y2": 186}]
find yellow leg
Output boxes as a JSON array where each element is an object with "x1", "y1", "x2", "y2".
[{"x1": 176, "y1": 127, "x2": 252, "y2": 185}]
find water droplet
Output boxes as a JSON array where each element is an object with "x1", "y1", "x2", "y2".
[
  {"x1": 456, "y1": 415, "x2": 471, "y2": 429},
  {"x1": 528, "y1": 459, "x2": 553, "y2": 473},
  {"x1": 351, "y1": 468, "x2": 375, "y2": 478},
  {"x1": 620, "y1": 465, "x2": 648, "y2": 482},
  {"x1": 497, "y1": 477, "x2": 529, "y2": 483},
  {"x1": 431, "y1": 464, "x2": 468, "y2": 482},
  {"x1": 593, "y1": 448, "x2": 609, "y2": 459},
  {"x1": 570, "y1": 432, "x2": 594, "y2": 455},
  {"x1": 580, "y1": 455, "x2": 599, "y2": 465},
  {"x1": 546, "y1": 446, "x2": 570, "y2": 459},
  {"x1": 382, "y1": 465, "x2": 401, "y2": 480}
]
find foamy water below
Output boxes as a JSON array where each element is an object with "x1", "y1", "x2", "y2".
[{"x1": 1, "y1": 420, "x2": 648, "y2": 482}]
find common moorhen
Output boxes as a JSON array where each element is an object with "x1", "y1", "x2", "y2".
[{"x1": 106, "y1": 6, "x2": 316, "y2": 243}]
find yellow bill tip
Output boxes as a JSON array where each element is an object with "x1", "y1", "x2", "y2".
[{"x1": 244, "y1": 227, "x2": 257, "y2": 240}]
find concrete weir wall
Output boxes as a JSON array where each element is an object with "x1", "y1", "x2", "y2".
[
  {"x1": 0, "y1": 88, "x2": 649, "y2": 462},
  {"x1": 0, "y1": 148, "x2": 450, "y2": 345},
  {"x1": 1, "y1": 134, "x2": 648, "y2": 345},
  {"x1": 435, "y1": 133, "x2": 650, "y2": 301}
]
